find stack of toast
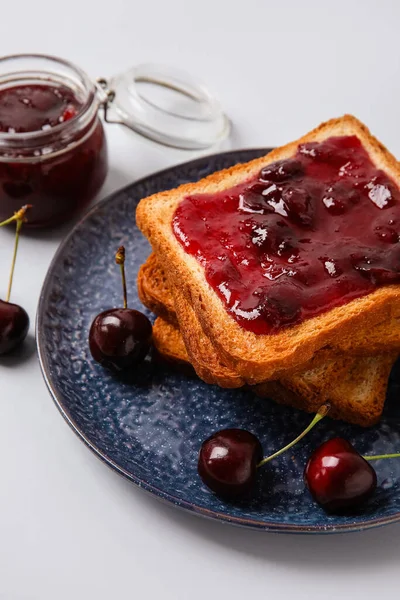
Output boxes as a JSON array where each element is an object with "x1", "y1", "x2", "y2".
[{"x1": 136, "y1": 116, "x2": 400, "y2": 427}]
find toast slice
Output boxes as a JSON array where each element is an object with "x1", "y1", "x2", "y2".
[
  {"x1": 255, "y1": 354, "x2": 396, "y2": 427},
  {"x1": 137, "y1": 115, "x2": 400, "y2": 383},
  {"x1": 141, "y1": 254, "x2": 349, "y2": 388},
  {"x1": 139, "y1": 254, "x2": 398, "y2": 420},
  {"x1": 139, "y1": 253, "x2": 400, "y2": 370},
  {"x1": 152, "y1": 317, "x2": 397, "y2": 427},
  {"x1": 152, "y1": 317, "x2": 195, "y2": 376},
  {"x1": 138, "y1": 253, "x2": 178, "y2": 326},
  {"x1": 171, "y1": 282, "x2": 245, "y2": 387}
]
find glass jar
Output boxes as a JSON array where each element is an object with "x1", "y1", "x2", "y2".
[
  {"x1": 0, "y1": 54, "x2": 230, "y2": 228},
  {"x1": 0, "y1": 54, "x2": 108, "y2": 227}
]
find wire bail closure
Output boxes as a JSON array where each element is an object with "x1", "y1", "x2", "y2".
[
  {"x1": 96, "y1": 78, "x2": 120, "y2": 125},
  {"x1": 95, "y1": 65, "x2": 230, "y2": 150}
]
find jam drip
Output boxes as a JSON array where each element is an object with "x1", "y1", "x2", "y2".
[{"x1": 173, "y1": 136, "x2": 400, "y2": 334}]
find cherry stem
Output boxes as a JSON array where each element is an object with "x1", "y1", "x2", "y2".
[
  {"x1": 257, "y1": 402, "x2": 331, "y2": 468},
  {"x1": 363, "y1": 453, "x2": 400, "y2": 461},
  {"x1": 0, "y1": 205, "x2": 31, "y2": 303},
  {"x1": 115, "y1": 246, "x2": 128, "y2": 309}
]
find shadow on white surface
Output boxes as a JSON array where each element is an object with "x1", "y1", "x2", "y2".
[
  {"x1": 148, "y1": 491, "x2": 400, "y2": 568},
  {"x1": 95, "y1": 457, "x2": 400, "y2": 570},
  {"x1": 0, "y1": 333, "x2": 37, "y2": 367}
]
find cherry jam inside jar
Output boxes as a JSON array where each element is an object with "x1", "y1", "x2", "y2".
[{"x1": 0, "y1": 55, "x2": 108, "y2": 227}]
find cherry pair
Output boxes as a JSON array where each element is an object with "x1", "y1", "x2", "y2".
[
  {"x1": 198, "y1": 405, "x2": 400, "y2": 512},
  {"x1": 0, "y1": 205, "x2": 31, "y2": 355}
]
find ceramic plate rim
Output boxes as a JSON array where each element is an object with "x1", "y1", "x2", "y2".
[{"x1": 36, "y1": 148, "x2": 400, "y2": 534}]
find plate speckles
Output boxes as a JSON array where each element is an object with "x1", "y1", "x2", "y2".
[{"x1": 37, "y1": 149, "x2": 400, "y2": 533}]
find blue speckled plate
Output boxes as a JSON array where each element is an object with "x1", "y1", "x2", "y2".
[{"x1": 37, "y1": 148, "x2": 400, "y2": 534}]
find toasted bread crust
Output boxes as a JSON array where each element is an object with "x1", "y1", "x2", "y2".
[
  {"x1": 172, "y1": 284, "x2": 245, "y2": 387},
  {"x1": 142, "y1": 258, "x2": 397, "y2": 426},
  {"x1": 138, "y1": 256, "x2": 178, "y2": 326},
  {"x1": 152, "y1": 316, "x2": 397, "y2": 427},
  {"x1": 152, "y1": 317, "x2": 195, "y2": 376},
  {"x1": 255, "y1": 353, "x2": 396, "y2": 427},
  {"x1": 139, "y1": 253, "x2": 400, "y2": 384},
  {"x1": 137, "y1": 115, "x2": 400, "y2": 382}
]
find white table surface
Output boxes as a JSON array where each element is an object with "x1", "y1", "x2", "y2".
[{"x1": 1, "y1": 1, "x2": 400, "y2": 598}]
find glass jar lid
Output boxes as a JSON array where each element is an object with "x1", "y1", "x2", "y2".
[{"x1": 97, "y1": 63, "x2": 230, "y2": 150}]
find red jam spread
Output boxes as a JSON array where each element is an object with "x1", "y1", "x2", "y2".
[
  {"x1": 0, "y1": 84, "x2": 80, "y2": 133},
  {"x1": 0, "y1": 84, "x2": 107, "y2": 227},
  {"x1": 173, "y1": 136, "x2": 400, "y2": 334}
]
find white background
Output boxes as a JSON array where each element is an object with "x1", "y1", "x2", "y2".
[{"x1": 1, "y1": 1, "x2": 400, "y2": 598}]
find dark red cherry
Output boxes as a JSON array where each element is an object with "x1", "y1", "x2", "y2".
[
  {"x1": 352, "y1": 249, "x2": 400, "y2": 285},
  {"x1": 304, "y1": 437, "x2": 377, "y2": 512},
  {"x1": 89, "y1": 307, "x2": 152, "y2": 371},
  {"x1": 0, "y1": 299, "x2": 29, "y2": 354},
  {"x1": 259, "y1": 282, "x2": 301, "y2": 327},
  {"x1": 61, "y1": 104, "x2": 78, "y2": 122},
  {"x1": 298, "y1": 140, "x2": 348, "y2": 166},
  {"x1": 282, "y1": 186, "x2": 314, "y2": 227},
  {"x1": 198, "y1": 428, "x2": 263, "y2": 498},
  {"x1": 249, "y1": 216, "x2": 297, "y2": 256},
  {"x1": 260, "y1": 159, "x2": 304, "y2": 182},
  {"x1": 322, "y1": 182, "x2": 361, "y2": 216}
]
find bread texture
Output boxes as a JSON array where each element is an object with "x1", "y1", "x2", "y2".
[
  {"x1": 139, "y1": 253, "x2": 400, "y2": 402},
  {"x1": 140, "y1": 254, "x2": 344, "y2": 388},
  {"x1": 138, "y1": 254, "x2": 178, "y2": 326},
  {"x1": 152, "y1": 316, "x2": 397, "y2": 427},
  {"x1": 141, "y1": 256, "x2": 397, "y2": 425},
  {"x1": 255, "y1": 354, "x2": 396, "y2": 427},
  {"x1": 139, "y1": 253, "x2": 400, "y2": 374},
  {"x1": 137, "y1": 115, "x2": 400, "y2": 383},
  {"x1": 152, "y1": 317, "x2": 195, "y2": 376}
]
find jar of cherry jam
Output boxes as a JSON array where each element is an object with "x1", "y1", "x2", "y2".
[
  {"x1": 0, "y1": 54, "x2": 108, "y2": 227},
  {"x1": 0, "y1": 55, "x2": 229, "y2": 227}
]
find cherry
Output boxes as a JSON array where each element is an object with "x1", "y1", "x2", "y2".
[
  {"x1": 352, "y1": 250, "x2": 400, "y2": 285},
  {"x1": 89, "y1": 308, "x2": 152, "y2": 371},
  {"x1": 61, "y1": 104, "x2": 78, "y2": 122},
  {"x1": 249, "y1": 216, "x2": 297, "y2": 256},
  {"x1": 322, "y1": 194, "x2": 347, "y2": 215},
  {"x1": 198, "y1": 406, "x2": 400, "y2": 510},
  {"x1": 198, "y1": 429, "x2": 263, "y2": 498},
  {"x1": 258, "y1": 282, "x2": 301, "y2": 327},
  {"x1": 199, "y1": 404, "x2": 330, "y2": 499},
  {"x1": 299, "y1": 140, "x2": 350, "y2": 167},
  {"x1": 282, "y1": 186, "x2": 314, "y2": 228},
  {"x1": 260, "y1": 159, "x2": 304, "y2": 183},
  {"x1": 89, "y1": 246, "x2": 152, "y2": 372},
  {"x1": 0, "y1": 205, "x2": 31, "y2": 355},
  {"x1": 239, "y1": 183, "x2": 275, "y2": 215},
  {"x1": 322, "y1": 182, "x2": 361, "y2": 216},
  {"x1": 206, "y1": 255, "x2": 241, "y2": 284},
  {"x1": 0, "y1": 300, "x2": 29, "y2": 354},
  {"x1": 304, "y1": 438, "x2": 377, "y2": 512}
]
